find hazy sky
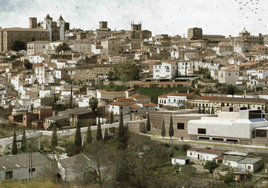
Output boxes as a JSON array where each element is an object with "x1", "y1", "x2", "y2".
[{"x1": 0, "y1": 0, "x2": 267, "y2": 37}]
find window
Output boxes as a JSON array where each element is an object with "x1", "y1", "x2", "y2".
[
  {"x1": 5, "y1": 171, "x2": 13, "y2": 179},
  {"x1": 229, "y1": 73, "x2": 231, "y2": 76},
  {"x1": 248, "y1": 166, "x2": 251, "y2": 170},
  {"x1": 198, "y1": 128, "x2": 206, "y2": 134},
  {"x1": 177, "y1": 123, "x2": 184, "y2": 130},
  {"x1": 29, "y1": 168, "x2": 36, "y2": 172},
  {"x1": 120, "y1": 107, "x2": 123, "y2": 109}
]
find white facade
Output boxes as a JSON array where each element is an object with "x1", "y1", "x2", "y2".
[
  {"x1": 153, "y1": 62, "x2": 177, "y2": 79},
  {"x1": 187, "y1": 149, "x2": 222, "y2": 161},
  {"x1": 27, "y1": 41, "x2": 49, "y2": 55},
  {"x1": 171, "y1": 157, "x2": 190, "y2": 165},
  {"x1": 218, "y1": 68, "x2": 239, "y2": 85}
]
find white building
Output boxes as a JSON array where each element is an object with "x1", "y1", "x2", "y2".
[
  {"x1": 218, "y1": 67, "x2": 239, "y2": 85},
  {"x1": 187, "y1": 148, "x2": 223, "y2": 161},
  {"x1": 171, "y1": 156, "x2": 190, "y2": 165},
  {"x1": 188, "y1": 109, "x2": 268, "y2": 143},
  {"x1": 153, "y1": 61, "x2": 177, "y2": 80},
  {"x1": 158, "y1": 93, "x2": 196, "y2": 107},
  {"x1": 27, "y1": 41, "x2": 49, "y2": 55}
]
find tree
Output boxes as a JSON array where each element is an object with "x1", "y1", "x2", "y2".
[
  {"x1": 69, "y1": 85, "x2": 73, "y2": 109},
  {"x1": 23, "y1": 59, "x2": 32, "y2": 70},
  {"x1": 11, "y1": 129, "x2": 17, "y2": 155},
  {"x1": 11, "y1": 41, "x2": 26, "y2": 51},
  {"x1": 86, "y1": 123, "x2": 92, "y2": 144},
  {"x1": 179, "y1": 165, "x2": 199, "y2": 188},
  {"x1": 146, "y1": 113, "x2": 151, "y2": 133},
  {"x1": 55, "y1": 42, "x2": 71, "y2": 55},
  {"x1": 113, "y1": 61, "x2": 142, "y2": 82},
  {"x1": 108, "y1": 71, "x2": 114, "y2": 80},
  {"x1": 169, "y1": 115, "x2": 174, "y2": 139},
  {"x1": 198, "y1": 105, "x2": 201, "y2": 113},
  {"x1": 75, "y1": 123, "x2": 82, "y2": 146},
  {"x1": 97, "y1": 118, "x2": 102, "y2": 141},
  {"x1": 89, "y1": 97, "x2": 98, "y2": 113},
  {"x1": 51, "y1": 123, "x2": 58, "y2": 148},
  {"x1": 21, "y1": 128, "x2": 27, "y2": 152},
  {"x1": 202, "y1": 105, "x2": 205, "y2": 114},
  {"x1": 161, "y1": 118, "x2": 166, "y2": 138},
  {"x1": 227, "y1": 85, "x2": 235, "y2": 95},
  {"x1": 110, "y1": 111, "x2": 114, "y2": 124},
  {"x1": 220, "y1": 171, "x2": 235, "y2": 186},
  {"x1": 118, "y1": 111, "x2": 125, "y2": 138},
  {"x1": 211, "y1": 106, "x2": 215, "y2": 114},
  {"x1": 83, "y1": 141, "x2": 115, "y2": 188},
  {"x1": 204, "y1": 160, "x2": 218, "y2": 177}
]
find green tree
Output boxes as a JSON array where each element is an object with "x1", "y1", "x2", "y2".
[
  {"x1": 110, "y1": 111, "x2": 114, "y2": 124},
  {"x1": 204, "y1": 160, "x2": 218, "y2": 177},
  {"x1": 202, "y1": 105, "x2": 205, "y2": 114},
  {"x1": 51, "y1": 123, "x2": 58, "y2": 148},
  {"x1": 198, "y1": 105, "x2": 201, "y2": 114},
  {"x1": 69, "y1": 85, "x2": 73, "y2": 109},
  {"x1": 108, "y1": 71, "x2": 114, "y2": 80},
  {"x1": 146, "y1": 113, "x2": 151, "y2": 133},
  {"x1": 89, "y1": 97, "x2": 98, "y2": 113},
  {"x1": 169, "y1": 115, "x2": 174, "y2": 139},
  {"x1": 86, "y1": 123, "x2": 92, "y2": 144},
  {"x1": 118, "y1": 111, "x2": 125, "y2": 138},
  {"x1": 11, "y1": 41, "x2": 26, "y2": 51},
  {"x1": 161, "y1": 118, "x2": 166, "y2": 138},
  {"x1": 23, "y1": 59, "x2": 32, "y2": 70},
  {"x1": 227, "y1": 85, "x2": 235, "y2": 95},
  {"x1": 21, "y1": 129, "x2": 27, "y2": 152},
  {"x1": 75, "y1": 123, "x2": 82, "y2": 146},
  {"x1": 55, "y1": 42, "x2": 71, "y2": 55},
  {"x1": 97, "y1": 118, "x2": 102, "y2": 141},
  {"x1": 220, "y1": 171, "x2": 235, "y2": 186},
  {"x1": 114, "y1": 61, "x2": 142, "y2": 82},
  {"x1": 11, "y1": 130, "x2": 17, "y2": 155},
  {"x1": 211, "y1": 106, "x2": 215, "y2": 114}
]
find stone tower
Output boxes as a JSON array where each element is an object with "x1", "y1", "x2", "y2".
[
  {"x1": 29, "y1": 17, "x2": 37, "y2": 28},
  {"x1": 99, "y1": 21, "x2": 108, "y2": 30},
  {"x1": 44, "y1": 14, "x2": 52, "y2": 41}
]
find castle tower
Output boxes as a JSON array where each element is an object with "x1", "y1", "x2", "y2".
[
  {"x1": 29, "y1": 17, "x2": 37, "y2": 28},
  {"x1": 131, "y1": 23, "x2": 142, "y2": 31},
  {"x1": 58, "y1": 15, "x2": 65, "y2": 40}
]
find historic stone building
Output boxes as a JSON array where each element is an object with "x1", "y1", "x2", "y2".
[{"x1": 187, "y1": 27, "x2": 203, "y2": 40}]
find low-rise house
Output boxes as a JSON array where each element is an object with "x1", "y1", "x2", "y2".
[
  {"x1": 171, "y1": 156, "x2": 190, "y2": 165},
  {"x1": 218, "y1": 67, "x2": 239, "y2": 85},
  {"x1": 158, "y1": 92, "x2": 197, "y2": 108},
  {"x1": 223, "y1": 155, "x2": 245, "y2": 168},
  {"x1": 153, "y1": 61, "x2": 177, "y2": 80},
  {"x1": 44, "y1": 116, "x2": 69, "y2": 130},
  {"x1": 237, "y1": 158, "x2": 263, "y2": 173},
  {"x1": 0, "y1": 152, "x2": 50, "y2": 181},
  {"x1": 187, "y1": 148, "x2": 223, "y2": 161}
]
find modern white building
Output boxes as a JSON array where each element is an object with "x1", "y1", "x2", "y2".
[{"x1": 188, "y1": 109, "x2": 268, "y2": 144}]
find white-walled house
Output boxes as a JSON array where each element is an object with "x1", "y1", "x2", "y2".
[
  {"x1": 187, "y1": 148, "x2": 223, "y2": 161},
  {"x1": 218, "y1": 67, "x2": 239, "y2": 85},
  {"x1": 158, "y1": 93, "x2": 196, "y2": 107},
  {"x1": 171, "y1": 156, "x2": 190, "y2": 165},
  {"x1": 153, "y1": 61, "x2": 177, "y2": 79},
  {"x1": 107, "y1": 102, "x2": 130, "y2": 115}
]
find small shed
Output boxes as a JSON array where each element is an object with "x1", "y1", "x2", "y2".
[
  {"x1": 237, "y1": 158, "x2": 263, "y2": 173},
  {"x1": 172, "y1": 155, "x2": 190, "y2": 165}
]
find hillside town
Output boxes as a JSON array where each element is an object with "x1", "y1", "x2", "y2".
[{"x1": 2, "y1": 10, "x2": 268, "y2": 187}]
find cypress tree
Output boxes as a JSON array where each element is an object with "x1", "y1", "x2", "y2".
[
  {"x1": 11, "y1": 129, "x2": 17, "y2": 155},
  {"x1": 104, "y1": 128, "x2": 109, "y2": 141},
  {"x1": 21, "y1": 128, "x2": 27, "y2": 152},
  {"x1": 169, "y1": 115, "x2": 174, "y2": 139},
  {"x1": 110, "y1": 111, "x2": 114, "y2": 124},
  {"x1": 198, "y1": 105, "x2": 201, "y2": 114},
  {"x1": 97, "y1": 118, "x2": 102, "y2": 141},
  {"x1": 211, "y1": 106, "x2": 214, "y2": 114},
  {"x1": 202, "y1": 105, "x2": 205, "y2": 114},
  {"x1": 161, "y1": 118, "x2": 166, "y2": 138},
  {"x1": 146, "y1": 113, "x2": 151, "y2": 133},
  {"x1": 69, "y1": 85, "x2": 73, "y2": 109},
  {"x1": 118, "y1": 111, "x2": 125, "y2": 138},
  {"x1": 86, "y1": 123, "x2": 92, "y2": 144},
  {"x1": 51, "y1": 123, "x2": 58, "y2": 148},
  {"x1": 75, "y1": 123, "x2": 82, "y2": 146}
]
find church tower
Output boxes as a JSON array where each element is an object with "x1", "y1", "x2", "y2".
[
  {"x1": 44, "y1": 14, "x2": 52, "y2": 41},
  {"x1": 58, "y1": 15, "x2": 65, "y2": 40}
]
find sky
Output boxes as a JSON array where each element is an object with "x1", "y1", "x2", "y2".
[{"x1": 0, "y1": 0, "x2": 267, "y2": 37}]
